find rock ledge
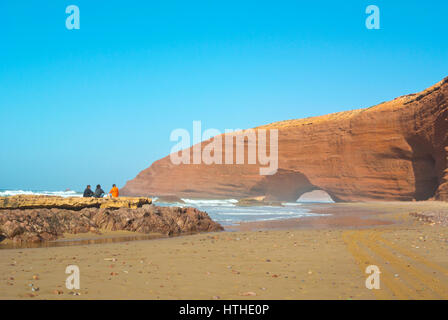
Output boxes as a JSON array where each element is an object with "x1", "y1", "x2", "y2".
[{"x1": 0, "y1": 196, "x2": 223, "y2": 243}]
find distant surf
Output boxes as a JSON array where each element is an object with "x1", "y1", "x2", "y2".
[
  {"x1": 155, "y1": 198, "x2": 325, "y2": 226},
  {"x1": 0, "y1": 189, "x2": 82, "y2": 198}
]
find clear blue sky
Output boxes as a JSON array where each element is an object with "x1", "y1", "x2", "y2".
[{"x1": 1, "y1": 1, "x2": 447, "y2": 191}]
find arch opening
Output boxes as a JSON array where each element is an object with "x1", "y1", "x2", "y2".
[
  {"x1": 249, "y1": 169, "x2": 340, "y2": 202},
  {"x1": 406, "y1": 136, "x2": 439, "y2": 201},
  {"x1": 297, "y1": 189, "x2": 335, "y2": 203}
]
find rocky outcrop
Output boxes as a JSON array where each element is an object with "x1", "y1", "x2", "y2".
[
  {"x1": 122, "y1": 77, "x2": 448, "y2": 202},
  {"x1": 0, "y1": 195, "x2": 152, "y2": 210},
  {"x1": 0, "y1": 206, "x2": 223, "y2": 243},
  {"x1": 236, "y1": 196, "x2": 283, "y2": 207},
  {"x1": 410, "y1": 211, "x2": 448, "y2": 226},
  {"x1": 92, "y1": 206, "x2": 221, "y2": 235},
  {"x1": 0, "y1": 196, "x2": 223, "y2": 243}
]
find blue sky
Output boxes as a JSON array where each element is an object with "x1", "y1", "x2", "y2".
[{"x1": 1, "y1": 1, "x2": 447, "y2": 191}]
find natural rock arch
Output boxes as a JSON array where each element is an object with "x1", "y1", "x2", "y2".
[{"x1": 121, "y1": 77, "x2": 448, "y2": 202}]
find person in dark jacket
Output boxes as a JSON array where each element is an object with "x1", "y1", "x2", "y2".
[
  {"x1": 83, "y1": 185, "x2": 94, "y2": 197},
  {"x1": 94, "y1": 185, "x2": 105, "y2": 198}
]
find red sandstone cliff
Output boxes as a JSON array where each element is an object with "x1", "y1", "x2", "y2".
[{"x1": 122, "y1": 77, "x2": 448, "y2": 202}]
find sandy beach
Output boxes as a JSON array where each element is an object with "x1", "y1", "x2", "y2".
[{"x1": 0, "y1": 201, "x2": 447, "y2": 300}]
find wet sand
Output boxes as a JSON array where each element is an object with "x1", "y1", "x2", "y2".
[
  {"x1": 0, "y1": 202, "x2": 447, "y2": 299},
  {"x1": 0, "y1": 230, "x2": 168, "y2": 250},
  {"x1": 231, "y1": 201, "x2": 448, "y2": 231}
]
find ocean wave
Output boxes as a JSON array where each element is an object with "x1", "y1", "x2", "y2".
[
  {"x1": 181, "y1": 199, "x2": 238, "y2": 206},
  {"x1": 210, "y1": 210, "x2": 313, "y2": 216},
  {"x1": 0, "y1": 190, "x2": 82, "y2": 198},
  {"x1": 156, "y1": 197, "x2": 323, "y2": 223},
  {"x1": 214, "y1": 214, "x2": 317, "y2": 225}
]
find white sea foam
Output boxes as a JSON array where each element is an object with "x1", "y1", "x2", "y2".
[
  {"x1": 0, "y1": 189, "x2": 82, "y2": 198},
  {"x1": 297, "y1": 199, "x2": 334, "y2": 203},
  {"x1": 282, "y1": 202, "x2": 302, "y2": 206},
  {"x1": 160, "y1": 198, "x2": 323, "y2": 225},
  {"x1": 181, "y1": 199, "x2": 238, "y2": 206},
  {"x1": 212, "y1": 210, "x2": 308, "y2": 216}
]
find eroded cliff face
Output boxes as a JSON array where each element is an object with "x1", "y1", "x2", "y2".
[{"x1": 122, "y1": 77, "x2": 448, "y2": 202}]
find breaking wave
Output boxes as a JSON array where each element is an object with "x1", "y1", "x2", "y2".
[
  {"x1": 0, "y1": 189, "x2": 82, "y2": 198},
  {"x1": 157, "y1": 198, "x2": 320, "y2": 225}
]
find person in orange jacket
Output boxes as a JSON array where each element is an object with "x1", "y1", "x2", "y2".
[{"x1": 109, "y1": 184, "x2": 119, "y2": 198}]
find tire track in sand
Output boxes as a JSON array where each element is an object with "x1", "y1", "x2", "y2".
[
  {"x1": 342, "y1": 231, "x2": 412, "y2": 299},
  {"x1": 343, "y1": 229, "x2": 448, "y2": 299}
]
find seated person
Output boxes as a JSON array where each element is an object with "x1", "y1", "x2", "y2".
[
  {"x1": 83, "y1": 185, "x2": 94, "y2": 197},
  {"x1": 109, "y1": 184, "x2": 119, "y2": 198},
  {"x1": 94, "y1": 184, "x2": 105, "y2": 198}
]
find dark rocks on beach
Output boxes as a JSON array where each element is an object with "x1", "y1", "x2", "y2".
[
  {"x1": 0, "y1": 204, "x2": 223, "y2": 243},
  {"x1": 409, "y1": 211, "x2": 448, "y2": 226},
  {"x1": 93, "y1": 205, "x2": 223, "y2": 235}
]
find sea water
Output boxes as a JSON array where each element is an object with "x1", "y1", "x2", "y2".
[
  {"x1": 0, "y1": 189, "x2": 82, "y2": 197},
  {"x1": 154, "y1": 198, "x2": 328, "y2": 226}
]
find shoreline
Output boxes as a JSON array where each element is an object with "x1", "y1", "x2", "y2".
[
  {"x1": 228, "y1": 203, "x2": 392, "y2": 232},
  {"x1": 2, "y1": 201, "x2": 447, "y2": 249},
  {"x1": 230, "y1": 201, "x2": 448, "y2": 231},
  {"x1": 0, "y1": 201, "x2": 447, "y2": 299},
  {"x1": 0, "y1": 201, "x2": 389, "y2": 249}
]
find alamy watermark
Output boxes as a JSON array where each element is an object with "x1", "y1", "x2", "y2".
[
  {"x1": 66, "y1": 5, "x2": 80, "y2": 30},
  {"x1": 64, "y1": 5, "x2": 379, "y2": 31},
  {"x1": 365, "y1": 265, "x2": 381, "y2": 289},
  {"x1": 365, "y1": 5, "x2": 380, "y2": 29},
  {"x1": 170, "y1": 121, "x2": 278, "y2": 175},
  {"x1": 65, "y1": 265, "x2": 80, "y2": 290}
]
